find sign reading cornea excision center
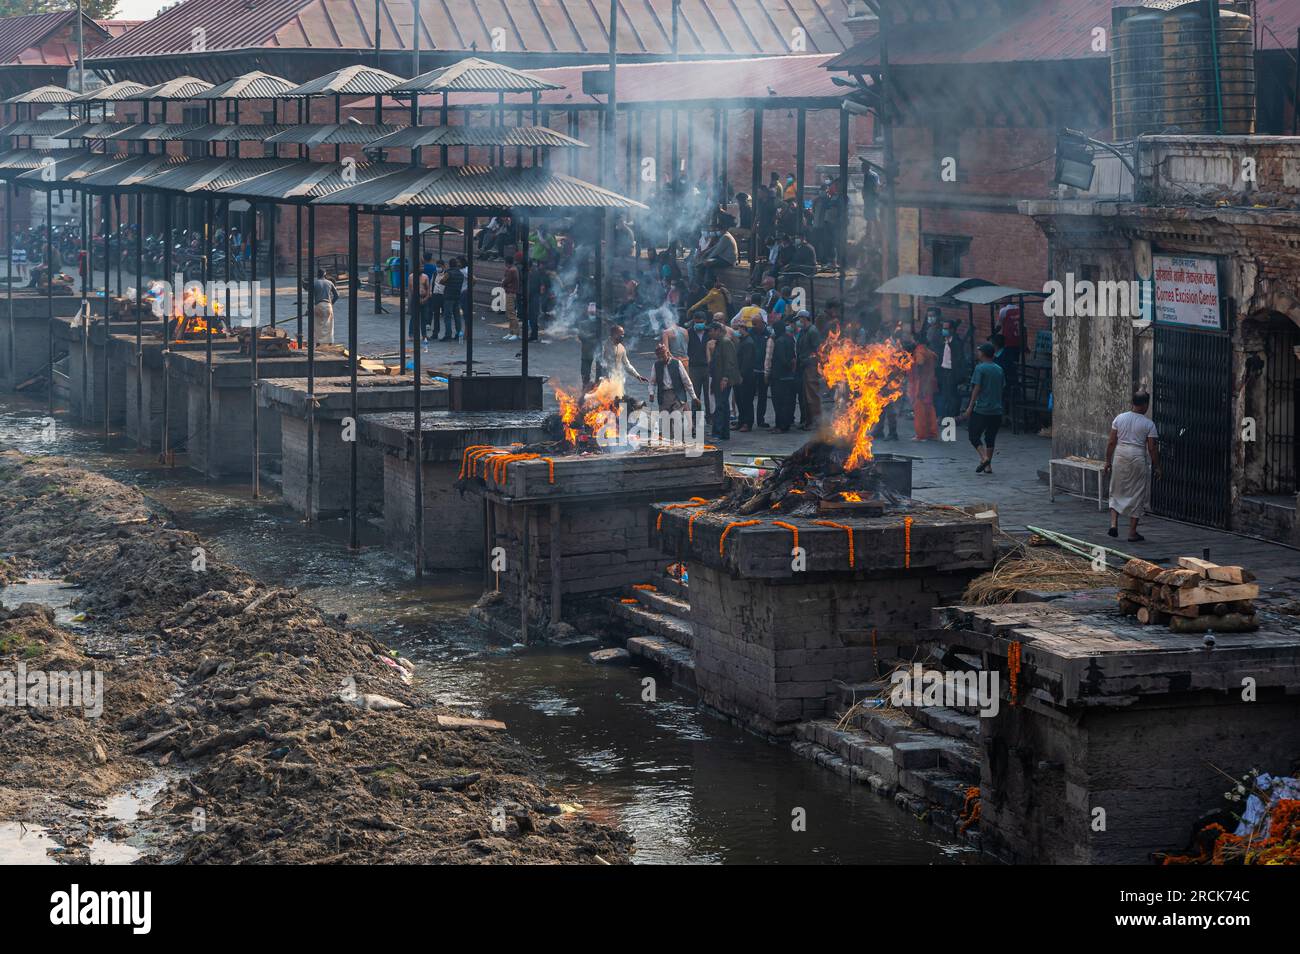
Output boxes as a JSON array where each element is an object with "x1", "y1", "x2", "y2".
[{"x1": 1153, "y1": 254, "x2": 1221, "y2": 330}]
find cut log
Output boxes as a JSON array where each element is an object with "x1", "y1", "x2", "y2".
[
  {"x1": 1118, "y1": 596, "x2": 1141, "y2": 615},
  {"x1": 1135, "y1": 606, "x2": 1170, "y2": 626},
  {"x1": 1175, "y1": 582, "x2": 1260, "y2": 608},
  {"x1": 1177, "y1": 557, "x2": 1253, "y2": 584},
  {"x1": 1155, "y1": 568, "x2": 1203, "y2": 588},
  {"x1": 1123, "y1": 558, "x2": 1165, "y2": 582},
  {"x1": 1168, "y1": 613, "x2": 1259, "y2": 634}
]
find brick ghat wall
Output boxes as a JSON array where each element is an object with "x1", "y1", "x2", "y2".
[
  {"x1": 471, "y1": 446, "x2": 725, "y2": 643},
  {"x1": 653, "y1": 504, "x2": 996, "y2": 737},
  {"x1": 934, "y1": 598, "x2": 1300, "y2": 864}
]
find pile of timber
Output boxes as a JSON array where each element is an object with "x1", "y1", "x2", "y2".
[
  {"x1": 1118, "y1": 557, "x2": 1259, "y2": 633},
  {"x1": 239, "y1": 325, "x2": 294, "y2": 356}
]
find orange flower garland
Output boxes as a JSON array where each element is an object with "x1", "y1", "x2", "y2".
[
  {"x1": 903, "y1": 515, "x2": 913, "y2": 569},
  {"x1": 718, "y1": 520, "x2": 761, "y2": 557},
  {"x1": 812, "y1": 520, "x2": 855, "y2": 568},
  {"x1": 771, "y1": 520, "x2": 800, "y2": 552},
  {"x1": 1007, "y1": 641, "x2": 1021, "y2": 707}
]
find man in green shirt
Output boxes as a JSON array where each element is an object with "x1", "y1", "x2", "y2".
[{"x1": 959, "y1": 342, "x2": 1006, "y2": 474}]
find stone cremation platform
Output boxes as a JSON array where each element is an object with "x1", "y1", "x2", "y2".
[
  {"x1": 359, "y1": 410, "x2": 550, "y2": 572},
  {"x1": 260, "y1": 375, "x2": 448, "y2": 519},
  {"x1": 470, "y1": 446, "x2": 726, "y2": 642},
  {"x1": 108, "y1": 333, "x2": 240, "y2": 449},
  {"x1": 653, "y1": 503, "x2": 997, "y2": 736},
  {"x1": 169, "y1": 349, "x2": 350, "y2": 479},
  {"x1": 934, "y1": 594, "x2": 1300, "y2": 863},
  {"x1": 50, "y1": 314, "x2": 166, "y2": 424},
  {"x1": 0, "y1": 292, "x2": 79, "y2": 391}
]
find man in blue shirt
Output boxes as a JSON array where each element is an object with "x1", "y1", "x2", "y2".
[{"x1": 959, "y1": 342, "x2": 1006, "y2": 474}]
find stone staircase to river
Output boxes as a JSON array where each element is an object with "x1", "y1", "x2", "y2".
[
  {"x1": 601, "y1": 571, "x2": 697, "y2": 691},
  {"x1": 791, "y1": 677, "x2": 986, "y2": 850}
]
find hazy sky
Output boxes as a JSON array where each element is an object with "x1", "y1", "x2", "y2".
[{"x1": 113, "y1": 0, "x2": 165, "y2": 19}]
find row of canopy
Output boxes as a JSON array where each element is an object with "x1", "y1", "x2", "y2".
[
  {"x1": 0, "y1": 150, "x2": 644, "y2": 213},
  {"x1": 3, "y1": 58, "x2": 561, "y2": 107},
  {"x1": 0, "y1": 119, "x2": 585, "y2": 150}
]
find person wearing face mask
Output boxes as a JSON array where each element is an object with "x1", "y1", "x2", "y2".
[
  {"x1": 936, "y1": 318, "x2": 968, "y2": 419},
  {"x1": 686, "y1": 310, "x2": 712, "y2": 422}
]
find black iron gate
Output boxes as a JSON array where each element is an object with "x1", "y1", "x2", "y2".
[
  {"x1": 1151, "y1": 324, "x2": 1233, "y2": 528},
  {"x1": 1262, "y1": 325, "x2": 1299, "y2": 495}
]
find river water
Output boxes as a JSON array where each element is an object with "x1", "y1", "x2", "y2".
[{"x1": 0, "y1": 396, "x2": 975, "y2": 864}]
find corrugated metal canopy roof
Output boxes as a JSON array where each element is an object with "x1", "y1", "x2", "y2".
[
  {"x1": 70, "y1": 80, "x2": 148, "y2": 103},
  {"x1": 57, "y1": 121, "x2": 133, "y2": 139},
  {"x1": 876, "y1": 275, "x2": 993, "y2": 299},
  {"x1": 3, "y1": 85, "x2": 76, "y2": 105},
  {"x1": 0, "y1": 148, "x2": 81, "y2": 176},
  {"x1": 390, "y1": 57, "x2": 562, "y2": 95},
  {"x1": 113, "y1": 123, "x2": 205, "y2": 141},
  {"x1": 87, "y1": 0, "x2": 849, "y2": 61},
  {"x1": 388, "y1": 55, "x2": 844, "y2": 109},
  {"x1": 313, "y1": 164, "x2": 645, "y2": 212},
  {"x1": 193, "y1": 70, "x2": 299, "y2": 100},
  {"x1": 951, "y1": 285, "x2": 1048, "y2": 306},
  {"x1": 264, "y1": 123, "x2": 402, "y2": 146},
  {"x1": 137, "y1": 156, "x2": 294, "y2": 193},
  {"x1": 0, "y1": 10, "x2": 110, "y2": 68},
  {"x1": 283, "y1": 64, "x2": 403, "y2": 98},
  {"x1": 0, "y1": 119, "x2": 78, "y2": 138},
  {"x1": 169, "y1": 123, "x2": 296, "y2": 142},
  {"x1": 15, "y1": 153, "x2": 130, "y2": 189},
  {"x1": 133, "y1": 75, "x2": 216, "y2": 100},
  {"x1": 76, "y1": 153, "x2": 190, "y2": 190},
  {"x1": 825, "y1": 0, "x2": 1300, "y2": 71},
  {"x1": 366, "y1": 124, "x2": 586, "y2": 150},
  {"x1": 216, "y1": 159, "x2": 408, "y2": 202}
]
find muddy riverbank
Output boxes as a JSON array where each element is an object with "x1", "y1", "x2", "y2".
[{"x1": 0, "y1": 450, "x2": 632, "y2": 864}]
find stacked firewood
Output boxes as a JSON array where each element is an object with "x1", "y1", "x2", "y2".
[{"x1": 1118, "y1": 557, "x2": 1259, "y2": 633}]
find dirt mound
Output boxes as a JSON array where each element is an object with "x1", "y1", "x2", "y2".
[{"x1": 0, "y1": 452, "x2": 632, "y2": 864}]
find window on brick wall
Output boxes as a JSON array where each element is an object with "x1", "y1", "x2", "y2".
[
  {"x1": 182, "y1": 107, "x2": 206, "y2": 158},
  {"x1": 925, "y1": 234, "x2": 971, "y2": 277}
]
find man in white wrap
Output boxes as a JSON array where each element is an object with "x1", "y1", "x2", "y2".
[{"x1": 1104, "y1": 391, "x2": 1161, "y2": 543}]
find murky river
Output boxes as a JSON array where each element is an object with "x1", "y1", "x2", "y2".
[{"x1": 0, "y1": 397, "x2": 973, "y2": 864}]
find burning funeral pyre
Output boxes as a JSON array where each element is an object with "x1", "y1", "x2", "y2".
[{"x1": 722, "y1": 333, "x2": 913, "y2": 518}]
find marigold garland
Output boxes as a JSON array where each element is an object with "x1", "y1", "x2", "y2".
[
  {"x1": 719, "y1": 520, "x2": 761, "y2": 557},
  {"x1": 1163, "y1": 800, "x2": 1300, "y2": 866},
  {"x1": 903, "y1": 515, "x2": 913, "y2": 569},
  {"x1": 812, "y1": 520, "x2": 855, "y2": 568},
  {"x1": 459, "y1": 444, "x2": 492, "y2": 479},
  {"x1": 656, "y1": 497, "x2": 709, "y2": 532},
  {"x1": 632, "y1": 584, "x2": 657, "y2": 591},
  {"x1": 541, "y1": 457, "x2": 555, "y2": 484},
  {"x1": 771, "y1": 520, "x2": 800, "y2": 553},
  {"x1": 1007, "y1": 641, "x2": 1022, "y2": 707},
  {"x1": 959, "y1": 786, "x2": 981, "y2": 833}
]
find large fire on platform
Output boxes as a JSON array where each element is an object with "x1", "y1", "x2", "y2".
[
  {"x1": 723, "y1": 334, "x2": 912, "y2": 517},
  {"x1": 552, "y1": 380, "x2": 625, "y2": 451}
]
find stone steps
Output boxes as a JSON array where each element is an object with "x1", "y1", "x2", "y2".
[
  {"x1": 657, "y1": 572, "x2": 688, "y2": 601},
  {"x1": 606, "y1": 596, "x2": 695, "y2": 650},
  {"x1": 625, "y1": 635, "x2": 696, "y2": 692},
  {"x1": 628, "y1": 586, "x2": 692, "y2": 620}
]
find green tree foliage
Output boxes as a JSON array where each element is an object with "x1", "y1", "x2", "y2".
[{"x1": 0, "y1": 2, "x2": 122, "y2": 20}]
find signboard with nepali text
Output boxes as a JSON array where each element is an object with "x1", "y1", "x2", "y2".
[{"x1": 1153, "y1": 254, "x2": 1222, "y2": 330}]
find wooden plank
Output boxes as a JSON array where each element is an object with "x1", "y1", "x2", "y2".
[{"x1": 1176, "y1": 582, "x2": 1260, "y2": 608}]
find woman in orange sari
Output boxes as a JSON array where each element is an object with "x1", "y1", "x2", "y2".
[{"x1": 908, "y1": 340, "x2": 939, "y2": 440}]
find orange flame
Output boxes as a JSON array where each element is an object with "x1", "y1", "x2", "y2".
[
  {"x1": 840, "y1": 491, "x2": 863, "y2": 502},
  {"x1": 817, "y1": 332, "x2": 912, "y2": 470},
  {"x1": 171, "y1": 286, "x2": 223, "y2": 339},
  {"x1": 553, "y1": 380, "x2": 621, "y2": 447}
]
